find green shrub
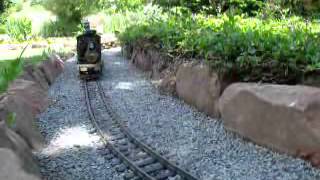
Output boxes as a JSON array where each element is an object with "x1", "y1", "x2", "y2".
[
  {"x1": 6, "y1": 112, "x2": 16, "y2": 129},
  {"x1": 40, "y1": 20, "x2": 82, "y2": 37},
  {"x1": 0, "y1": 0, "x2": 11, "y2": 15},
  {"x1": 101, "y1": 0, "x2": 146, "y2": 12},
  {"x1": 119, "y1": 13, "x2": 320, "y2": 84},
  {"x1": 5, "y1": 16, "x2": 32, "y2": 41},
  {"x1": 154, "y1": 0, "x2": 264, "y2": 16},
  {"x1": 0, "y1": 47, "x2": 50, "y2": 93},
  {"x1": 42, "y1": 0, "x2": 98, "y2": 35},
  {"x1": 104, "y1": 5, "x2": 162, "y2": 33},
  {"x1": 0, "y1": 57, "x2": 23, "y2": 93},
  {"x1": 0, "y1": 25, "x2": 5, "y2": 34}
]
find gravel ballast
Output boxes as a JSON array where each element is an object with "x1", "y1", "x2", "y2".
[
  {"x1": 36, "y1": 47, "x2": 320, "y2": 180},
  {"x1": 101, "y1": 48, "x2": 320, "y2": 180},
  {"x1": 35, "y1": 57, "x2": 122, "y2": 180}
]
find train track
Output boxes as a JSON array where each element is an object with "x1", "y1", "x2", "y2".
[{"x1": 83, "y1": 80, "x2": 199, "y2": 180}]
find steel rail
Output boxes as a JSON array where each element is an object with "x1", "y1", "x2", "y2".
[
  {"x1": 83, "y1": 81, "x2": 156, "y2": 180},
  {"x1": 96, "y1": 81, "x2": 199, "y2": 180}
]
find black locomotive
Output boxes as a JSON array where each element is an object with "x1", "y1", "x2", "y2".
[{"x1": 77, "y1": 21, "x2": 102, "y2": 79}]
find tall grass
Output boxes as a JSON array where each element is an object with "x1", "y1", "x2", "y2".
[
  {"x1": 0, "y1": 45, "x2": 26, "y2": 93},
  {"x1": 5, "y1": 16, "x2": 32, "y2": 41},
  {"x1": 0, "y1": 46, "x2": 49, "y2": 93}
]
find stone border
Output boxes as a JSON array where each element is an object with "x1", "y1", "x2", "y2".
[
  {"x1": 123, "y1": 43, "x2": 320, "y2": 168},
  {"x1": 0, "y1": 55, "x2": 64, "y2": 179}
]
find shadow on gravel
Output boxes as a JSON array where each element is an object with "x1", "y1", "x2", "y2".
[{"x1": 34, "y1": 58, "x2": 121, "y2": 180}]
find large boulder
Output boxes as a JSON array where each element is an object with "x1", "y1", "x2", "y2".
[
  {"x1": 0, "y1": 121, "x2": 40, "y2": 177},
  {"x1": 219, "y1": 83, "x2": 320, "y2": 166},
  {"x1": 38, "y1": 54, "x2": 64, "y2": 85},
  {"x1": 19, "y1": 65, "x2": 49, "y2": 90},
  {"x1": 0, "y1": 148, "x2": 41, "y2": 180},
  {"x1": 7, "y1": 79, "x2": 48, "y2": 116},
  {"x1": 149, "y1": 50, "x2": 171, "y2": 80},
  {"x1": 1, "y1": 79, "x2": 47, "y2": 150},
  {"x1": 159, "y1": 75, "x2": 177, "y2": 95},
  {"x1": 176, "y1": 62, "x2": 222, "y2": 117},
  {"x1": 131, "y1": 47, "x2": 153, "y2": 71}
]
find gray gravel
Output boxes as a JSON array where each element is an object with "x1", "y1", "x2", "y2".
[
  {"x1": 100, "y1": 48, "x2": 320, "y2": 180},
  {"x1": 35, "y1": 57, "x2": 122, "y2": 180},
  {"x1": 35, "y1": 47, "x2": 320, "y2": 180}
]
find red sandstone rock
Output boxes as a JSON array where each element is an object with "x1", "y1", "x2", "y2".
[
  {"x1": 19, "y1": 65, "x2": 49, "y2": 90},
  {"x1": 159, "y1": 75, "x2": 177, "y2": 95},
  {"x1": 7, "y1": 79, "x2": 48, "y2": 116},
  {"x1": 0, "y1": 121, "x2": 40, "y2": 178},
  {"x1": 1, "y1": 79, "x2": 47, "y2": 149},
  {"x1": 132, "y1": 48, "x2": 153, "y2": 71},
  {"x1": 39, "y1": 54, "x2": 64, "y2": 85},
  {"x1": 220, "y1": 83, "x2": 320, "y2": 159},
  {"x1": 176, "y1": 62, "x2": 222, "y2": 117},
  {"x1": 0, "y1": 148, "x2": 41, "y2": 180}
]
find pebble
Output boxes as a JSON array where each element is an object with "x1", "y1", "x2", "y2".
[
  {"x1": 34, "y1": 55, "x2": 122, "y2": 180},
  {"x1": 100, "y1": 48, "x2": 320, "y2": 180},
  {"x1": 34, "y1": 47, "x2": 320, "y2": 180}
]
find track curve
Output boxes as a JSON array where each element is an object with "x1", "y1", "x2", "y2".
[{"x1": 83, "y1": 80, "x2": 199, "y2": 180}]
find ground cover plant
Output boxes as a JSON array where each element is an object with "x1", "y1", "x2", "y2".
[
  {"x1": 5, "y1": 16, "x2": 32, "y2": 41},
  {"x1": 0, "y1": 47, "x2": 51, "y2": 94},
  {"x1": 0, "y1": 58, "x2": 23, "y2": 93},
  {"x1": 103, "y1": 4, "x2": 163, "y2": 33},
  {"x1": 119, "y1": 6, "x2": 320, "y2": 84}
]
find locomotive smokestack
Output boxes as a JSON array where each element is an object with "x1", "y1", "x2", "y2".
[{"x1": 83, "y1": 20, "x2": 91, "y2": 32}]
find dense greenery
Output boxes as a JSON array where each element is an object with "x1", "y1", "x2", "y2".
[
  {"x1": 5, "y1": 16, "x2": 32, "y2": 41},
  {"x1": 153, "y1": 0, "x2": 320, "y2": 17},
  {"x1": 0, "y1": 0, "x2": 11, "y2": 15},
  {"x1": 0, "y1": 48, "x2": 49, "y2": 93},
  {"x1": 104, "y1": 4, "x2": 162, "y2": 33},
  {"x1": 154, "y1": 0, "x2": 264, "y2": 16},
  {"x1": 0, "y1": 58, "x2": 23, "y2": 93},
  {"x1": 41, "y1": 0, "x2": 98, "y2": 36},
  {"x1": 1, "y1": 0, "x2": 320, "y2": 85},
  {"x1": 119, "y1": 10, "x2": 320, "y2": 84},
  {"x1": 101, "y1": 0, "x2": 146, "y2": 12}
]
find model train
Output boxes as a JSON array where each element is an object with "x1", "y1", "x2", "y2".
[{"x1": 77, "y1": 21, "x2": 102, "y2": 79}]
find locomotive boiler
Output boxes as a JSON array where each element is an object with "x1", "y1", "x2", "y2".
[{"x1": 77, "y1": 21, "x2": 102, "y2": 79}]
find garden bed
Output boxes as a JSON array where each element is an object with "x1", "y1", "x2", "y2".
[
  {"x1": 123, "y1": 42, "x2": 320, "y2": 168},
  {"x1": 119, "y1": 14, "x2": 320, "y2": 85}
]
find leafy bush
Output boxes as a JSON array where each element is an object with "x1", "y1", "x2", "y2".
[
  {"x1": 0, "y1": 25, "x2": 5, "y2": 34},
  {"x1": 104, "y1": 5, "x2": 163, "y2": 33},
  {"x1": 0, "y1": 51, "x2": 24, "y2": 93},
  {"x1": 40, "y1": 20, "x2": 83, "y2": 37},
  {"x1": 154, "y1": 0, "x2": 264, "y2": 16},
  {"x1": 5, "y1": 16, "x2": 32, "y2": 41},
  {"x1": 5, "y1": 112, "x2": 16, "y2": 129},
  {"x1": 119, "y1": 13, "x2": 320, "y2": 84},
  {"x1": 0, "y1": 0, "x2": 11, "y2": 15},
  {"x1": 42, "y1": 0, "x2": 98, "y2": 35},
  {"x1": 0, "y1": 47, "x2": 50, "y2": 93},
  {"x1": 101, "y1": 0, "x2": 146, "y2": 12}
]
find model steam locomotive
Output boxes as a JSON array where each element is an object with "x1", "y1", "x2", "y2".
[{"x1": 77, "y1": 21, "x2": 102, "y2": 79}]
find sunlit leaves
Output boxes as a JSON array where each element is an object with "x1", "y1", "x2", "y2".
[{"x1": 119, "y1": 12, "x2": 320, "y2": 84}]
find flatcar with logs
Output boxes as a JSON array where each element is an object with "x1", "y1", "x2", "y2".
[{"x1": 77, "y1": 21, "x2": 102, "y2": 79}]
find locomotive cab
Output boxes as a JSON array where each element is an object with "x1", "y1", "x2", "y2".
[{"x1": 77, "y1": 23, "x2": 102, "y2": 79}]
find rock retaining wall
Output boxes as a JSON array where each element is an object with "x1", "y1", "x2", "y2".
[
  {"x1": 0, "y1": 55, "x2": 64, "y2": 179},
  {"x1": 124, "y1": 44, "x2": 320, "y2": 168}
]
